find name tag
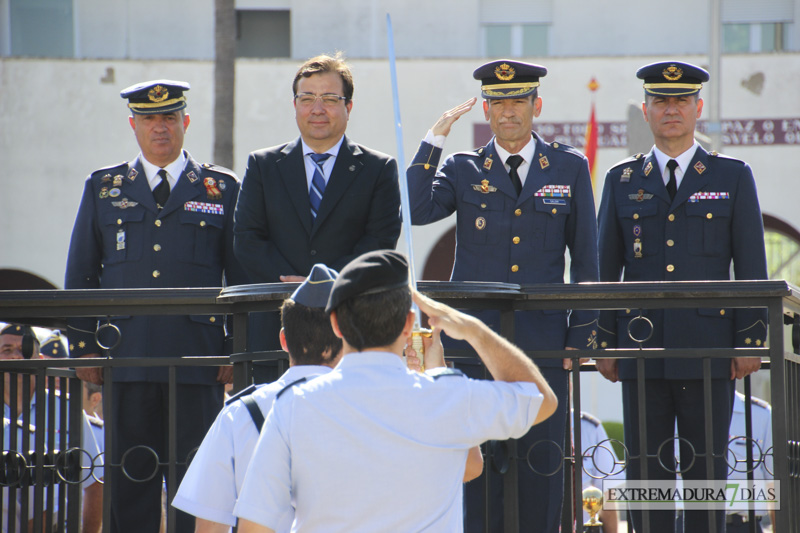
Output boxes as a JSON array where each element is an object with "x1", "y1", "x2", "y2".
[{"x1": 543, "y1": 198, "x2": 566, "y2": 205}]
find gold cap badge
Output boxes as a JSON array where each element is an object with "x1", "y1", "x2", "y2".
[
  {"x1": 495, "y1": 63, "x2": 516, "y2": 81},
  {"x1": 148, "y1": 85, "x2": 169, "y2": 103}
]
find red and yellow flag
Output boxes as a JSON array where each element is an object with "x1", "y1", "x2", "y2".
[{"x1": 584, "y1": 77, "x2": 599, "y2": 192}]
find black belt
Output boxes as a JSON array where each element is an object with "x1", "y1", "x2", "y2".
[{"x1": 726, "y1": 513, "x2": 762, "y2": 525}]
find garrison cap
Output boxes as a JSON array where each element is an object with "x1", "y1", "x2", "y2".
[
  {"x1": 637, "y1": 61, "x2": 709, "y2": 96},
  {"x1": 120, "y1": 80, "x2": 190, "y2": 115},
  {"x1": 0, "y1": 324, "x2": 26, "y2": 337},
  {"x1": 326, "y1": 251, "x2": 409, "y2": 313},
  {"x1": 40, "y1": 330, "x2": 68, "y2": 359},
  {"x1": 290, "y1": 264, "x2": 338, "y2": 308},
  {"x1": 473, "y1": 60, "x2": 547, "y2": 100}
]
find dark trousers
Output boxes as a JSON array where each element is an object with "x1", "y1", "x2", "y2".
[
  {"x1": 464, "y1": 364, "x2": 568, "y2": 533},
  {"x1": 111, "y1": 382, "x2": 223, "y2": 533},
  {"x1": 622, "y1": 379, "x2": 734, "y2": 533}
]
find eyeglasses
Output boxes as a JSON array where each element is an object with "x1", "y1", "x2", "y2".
[{"x1": 294, "y1": 93, "x2": 348, "y2": 107}]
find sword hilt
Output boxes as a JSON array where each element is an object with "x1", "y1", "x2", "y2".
[{"x1": 411, "y1": 326, "x2": 432, "y2": 371}]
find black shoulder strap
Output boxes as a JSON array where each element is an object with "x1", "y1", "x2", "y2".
[{"x1": 240, "y1": 394, "x2": 266, "y2": 431}]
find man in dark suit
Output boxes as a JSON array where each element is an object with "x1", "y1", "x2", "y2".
[
  {"x1": 65, "y1": 80, "x2": 248, "y2": 533},
  {"x1": 233, "y1": 53, "x2": 401, "y2": 379},
  {"x1": 595, "y1": 61, "x2": 768, "y2": 533},
  {"x1": 407, "y1": 60, "x2": 599, "y2": 533}
]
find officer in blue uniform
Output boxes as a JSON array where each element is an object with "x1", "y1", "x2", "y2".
[
  {"x1": 595, "y1": 61, "x2": 768, "y2": 533},
  {"x1": 65, "y1": 80, "x2": 248, "y2": 533},
  {"x1": 407, "y1": 60, "x2": 599, "y2": 533}
]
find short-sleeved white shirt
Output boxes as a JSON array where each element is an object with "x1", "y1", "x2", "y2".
[
  {"x1": 172, "y1": 365, "x2": 331, "y2": 529},
  {"x1": 234, "y1": 351, "x2": 544, "y2": 533}
]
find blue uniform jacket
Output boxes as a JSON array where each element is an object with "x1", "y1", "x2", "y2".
[
  {"x1": 596, "y1": 146, "x2": 768, "y2": 380},
  {"x1": 65, "y1": 152, "x2": 249, "y2": 384},
  {"x1": 407, "y1": 132, "x2": 599, "y2": 358}
]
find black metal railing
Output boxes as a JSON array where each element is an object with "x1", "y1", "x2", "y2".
[{"x1": 0, "y1": 280, "x2": 798, "y2": 533}]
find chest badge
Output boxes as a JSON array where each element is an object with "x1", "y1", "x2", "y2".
[
  {"x1": 472, "y1": 179, "x2": 497, "y2": 194},
  {"x1": 204, "y1": 177, "x2": 223, "y2": 200},
  {"x1": 475, "y1": 217, "x2": 486, "y2": 230},
  {"x1": 113, "y1": 175, "x2": 124, "y2": 187},
  {"x1": 99, "y1": 187, "x2": 109, "y2": 199},
  {"x1": 112, "y1": 198, "x2": 138, "y2": 209},
  {"x1": 483, "y1": 156, "x2": 493, "y2": 171},
  {"x1": 633, "y1": 239, "x2": 642, "y2": 259},
  {"x1": 628, "y1": 189, "x2": 654, "y2": 202}
]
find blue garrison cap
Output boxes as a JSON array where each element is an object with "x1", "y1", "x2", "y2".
[
  {"x1": 290, "y1": 264, "x2": 338, "y2": 308},
  {"x1": 473, "y1": 60, "x2": 547, "y2": 100},
  {"x1": 637, "y1": 61, "x2": 709, "y2": 97},
  {"x1": 120, "y1": 80, "x2": 190, "y2": 115},
  {"x1": 40, "y1": 330, "x2": 68, "y2": 359}
]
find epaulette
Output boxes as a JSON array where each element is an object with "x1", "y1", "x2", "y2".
[
  {"x1": 751, "y1": 396, "x2": 770, "y2": 410},
  {"x1": 427, "y1": 367, "x2": 465, "y2": 380},
  {"x1": 201, "y1": 163, "x2": 238, "y2": 180},
  {"x1": 91, "y1": 162, "x2": 128, "y2": 178},
  {"x1": 549, "y1": 141, "x2": 584, "y2": 159},
  {"x1": 581, "y1": 411, "x2": 602, "y2": 427},
  {"x1": 276, "y1": 377, "x2": 308, "y2": 400},
  {"x1": 707, "y1": 151, "x2": 745, "y2": 164},
  {"x1": 608, "y1": 154, "x2": 644, "y2": 171},
  {"x1": 87, "y1": 414, "x2": 104, "y2": 429},
  {"x1": 225, "y1": 384, "x2": 258, "y2": 406},
  {"x1": 453, "y1": 149, "x2": 482, "y2": 158}
]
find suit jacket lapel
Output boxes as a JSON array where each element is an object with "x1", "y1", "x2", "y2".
[
  {"x1": 277, "y1": 139, "x2": 313, "y2": 236},
  {"x1": 482, "y1": 140, "x2": 517, "y2": 201},
  {"x1": 312, "y1": 136, "x2": 362, "y2": 235},
  {"x1": 672, "y1": 147, "x2": 712, "y2": 208},
  {"x1": 638, "y1": 150, "x2": 672, "y2": 205},
  {"x1": 518, "y1": 132, "x2": 552, "y2": 205},
  {"x1": 160, "y1": 152, "x2": 205, "y2": 217},
  {"x1": 121, "y1": 157, "x2": 159, "y2": 214}
]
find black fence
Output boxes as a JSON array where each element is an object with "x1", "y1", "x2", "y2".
[{"x1": 0, "y1": 280, "x2": 798, "y2": 533}]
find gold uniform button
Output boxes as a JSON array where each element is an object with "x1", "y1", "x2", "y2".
[
  {"x1": 666, "y1": 264, "x2": 675, "y2": 272},
  {"x1": 153, "y1": 244, "x2": 161, "y2": 252},
  {"x1": 514, "y1": 209, "x2": 522, "y2": 216},
  {"x1": 481, "y1": 203, "x2": 487, "y2": 209},
  {"x1": 706, "y1": 213, "x2": 713, "y2": 219},
  {"x1": 155, "y1": 220, "x2": 162, "y2": 227},
  {"x1": 117, "y1": 219, "x2": 123, "y2": 225},
  {"x1": 512, "y1": 236, "x2": 520, "y2": 244},
  {"x1": 755, "y1": 339, "x2": 762, "y2": 346},
  {"x1": 200, "y1": 220, "x2": 207, "y2": 227},
  {"x1": 720, "y1": 309, "x2": 726, "y2": 316},
  {"x1": 209, "y1": 316, "x2": 216, "y2": 323},
  {"x1": 551, "y1": 208, "x2": 557, "y2": 215},
  {"x1": 633, "y1": 213, "x2": 640, "y2": 220},
  {"x1": 152, "y1": 270, "x2": 160, "y2": 278},
  {"x1": 668, "y1": 214, "x2": 675, "y2": 222},
  {"x1": 667, "y1": 239, "x2": 674, "y2": 247},
  {"x1": 625, "y1": 309, "x2": 631, "y2": 314},
  {"x1": 511, "y1": 265, "x2": 519, "y2": 273}
]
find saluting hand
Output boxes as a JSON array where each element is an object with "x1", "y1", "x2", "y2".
[{"x1": 431, "y1": 97, "x2": 478, "y2": 137}]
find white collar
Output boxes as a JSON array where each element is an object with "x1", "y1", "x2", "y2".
[
  {"x1": 652, "y1": 141, "x2": 698, "y2": 177},
  {"x1": 493, "y1": 134, "x2": 536, "y2": 168},
  {"x1": 140, "y1": 151, "x2": 187, "y2": 189}
]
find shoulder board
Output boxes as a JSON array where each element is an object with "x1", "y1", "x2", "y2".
[
  {"x1": 549, "y1": 141, "x2": 583, "y2": 158},
  {"x1": 452, "y1": 150, "x2": 482, "y2": 158},
  {"x1": 276, "y1": 377, "x2": 308, "y2": 400},
  {"x1": 580, "y1": 411, "x2": 602, "y2": 427},
  {"x1": 751, "y1": 396, "x2": 770, "y2": 410},
  {"x1": 427, "y1": 367, "x2": 465, "y2": 380},
  {"x1": 707, "y1": 151, "x2": 745, "y2": 164},
  {"x1": 201, "y1": 163, "x2": 238, "y2": 180},
  {"x1": 609, "y1": 154, "x2": 644, "y2": 171},
  {"x1": 87, "y1": 415, "x2": 104, "y2": 428},
  {"x1": 16, "y1": 419, "x2": 36, "y2": 433},
  {"x1": 91, "y1": 162, "x2": 128, "y2": 178},
  {"x1": 225, "y1": 384, "x2": 258, "y2": 405}
]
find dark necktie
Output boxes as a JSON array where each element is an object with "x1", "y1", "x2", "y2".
[
  {"x1": 153, "y1": 169, "x2": 170, "y2": 209},
  {"x1": 666, "y1": 159, "x2": 678, "y2": 201},
  {"x1": 506, "y1": 155, "x2": 524, "y2": 196},
  {"x1": 309, "y1": 153, "x2": 331, "y2": 220}
]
